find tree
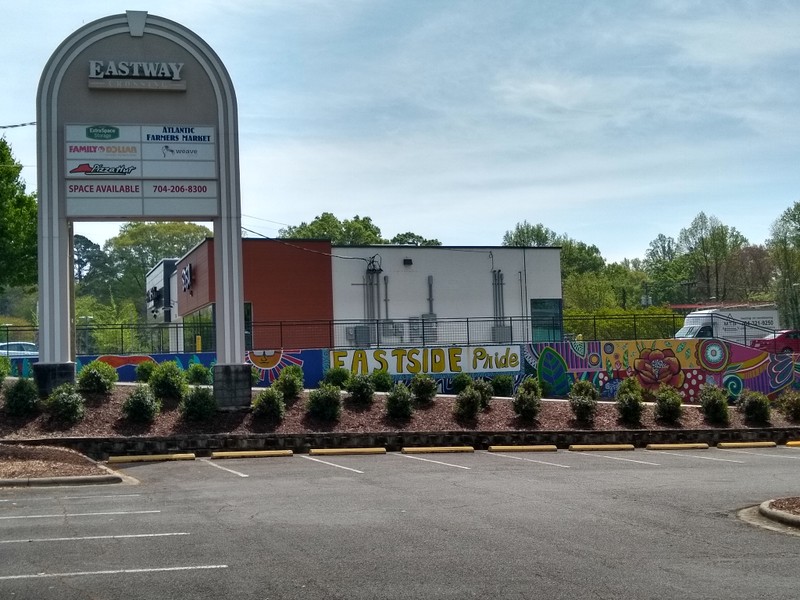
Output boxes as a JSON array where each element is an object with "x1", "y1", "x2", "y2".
[
  {"x1": 279, "y1": 213, "x2": 385, "y2": 245},
  {"x1": 502, "y1": 221, "x2": 558, "y2": 247},
  {"x1": 389, "y1": 232, "x2": 441, "y2": 246},
  {"x1": 769, "y1": 203, "x2": 800, "y2": 328},
  {"x1": 643, "y1": 234, "x2": 691, "y2": 305},
  {"x1": 73, "y1": 234, "x2": 104, "y2": 282},
  {"x1": 0, "y1": 139, "x2": 37, "y2": 291}
]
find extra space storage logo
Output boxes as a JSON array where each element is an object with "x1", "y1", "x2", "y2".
[{"x1": 86, "y1": 125, "x2": 119, "y2": 140}]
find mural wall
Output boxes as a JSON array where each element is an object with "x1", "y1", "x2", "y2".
[{"x1": 6, "y1": 338, "x2": 797, "y2": 402}]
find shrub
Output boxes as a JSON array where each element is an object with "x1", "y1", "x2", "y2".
[
  {"x1": 616, "y1": 377, "x2": 644, "y2": 401},
  {"x1": 274, "y1": 368, "x2": 303, "y2": 402},
  {"x1": 568, "y1": 379, "x2": 599, "y2": 424},
  {"x1": 306, "y1": 383, "x2": 342, "y2": 422},
  {"x1": 251, "y1": 366, "x2": 260, "y2": 386},
  {"x1": 186, "y1": 363, "x2": 212, "y2": 385},
  {"x1": 409, "y1": 374, "x2": 438, "y2": 406},
  {"x1": 323, "y1": 367, "x2": 351, "y2": 389},
  {"x1": 513, "y1": 377, "x2": 542, "y2": 422},
  {"x1": 180, "y1": 386, "x2": 217, "y2": 421},
  {"x1": 135, "y1": 361, "x2": 156, "y2": 383},
  {"x1": 699, "y1": 383, "x2": 730, "y2": 426},
  {"x1": 385, "y1": 382, "x2": 413, "y2": 420},
  {"x1": 122, "y1": 385, "x2": 161, "y2": 424},
  {"x1": 736, "y1": 389, "x2": 771, "y2": 425},
  {"x1": 252, "y1": 387, "x2": 285, "y2": 422},
  {"x1": 777, "y1": 389, "x2": 800, "y2": 421},
  {"x1": 654, "y1": 384, "x2": 683, "y2": 424},
  {"x1": 451, "y1": 373, "x2": 473, "y2": 395},
  {"x1": 472, "y1": 378, "x2": 494, "y2": 410},
  {"x1": 148, "y1": 361, "x2": 187, "y2": 401},
  {"x1": 346, "y1": 374, "x2": 375, "y2": 408},
  {"x1": 0, "y1": 356, "x2": 10, "y2": 382},
  {"x1": 281, "y1": 364, "x2": 304, "y2": 382},
  {"x1": 77, "y1": 359, "x2": 118, "y2": 395},
  {"x1": 4, "y1": 378, "x2": 39, "y2": 417},
  {"x1": 616, "y1": 392, "x2": 644, "y2": 426},
  {"x1": 369, "y1": 369, "x2": 393, "y2": 393},
  {"x1": 45, "y1": 383, "x2": 85, "y2": 424},
  {"x1": 454, "y1": 386, "x2": 481, "y2": 420},
  {"x1": 491, "y1": 374, "x2": 514, "y2": 397}
]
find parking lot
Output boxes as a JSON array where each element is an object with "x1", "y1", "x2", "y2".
[{"x1": 1, "y1": 446, "x2": 799, "y2": 599}]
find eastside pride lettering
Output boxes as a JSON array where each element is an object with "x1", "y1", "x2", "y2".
[{"x1": 330, "y1": 345, "x2": 521, "y2": 376}]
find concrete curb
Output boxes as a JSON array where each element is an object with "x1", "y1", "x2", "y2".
[
  {"x1": 717, "y1": 441, "x2": 776, "y2": 449},
  {"x1": 758, "y1": 500, "x2": 800, "y2": 528},
  {"x1": 107, "y1": 453, "x2": 196, "y2": 463},
  {"x1": 569, "y1": 444, "x2": 635, "y2": 451},
  {"x1": 0, "y1": 474, "x2": 123, "y2": 487},
  {"x1": 401, "y1": 446, "x2": 474, "y2": 454},
  {"x1": 787, "y1": 441, "x2": 800, "y2": 447},
  {"x1": 488, "y1": 445, "x2": 557, "y2": 452},
  {"x1": 309, "y1": 448, "x2": 386, "y2": 456},
  {"x1": 646, "y1": 443, "x2": 709, "y2": 450},
  {"x1": 210, "y1": 450, "x2": 293, "y2": 459}
]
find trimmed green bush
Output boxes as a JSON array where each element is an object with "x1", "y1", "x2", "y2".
[
  {"x1": 568, "y1": 379, "x2": 599, "y2": 424},
  {"x1": 385, "y1": 382, "x2": 413, "y2": 420},
  {"x1": 699, "y1": 383, "x2": 730, "y2": 425},
  {"x1": 369, "y1": 369, "x2": 393, "y2": 393},
  {"x1": 274, "y1": 368, "x2": 303, "y2": 402},
  {"x1": 454, "y1": 386, "x2": 481, "y2": 420},
  {"x1": 346, "y1": 374, "x2": 375, "y2": 408},
  {"x1": 251, "y1": 365, "x2": 260, "y2": 386},
  {"x1": 616, "y1": 392, "x2": 644, "y2": 426},
  {"x1": 281, "y1": 364, "x2": 304, "y2": 382},
  {"x1": 451, "y1": 373, "x2": 473, "y2": 395},
  {"x1": 409, "y1": 374, "x2": 438, "y2": 406},
  {"x1": 148, "y1": 360, "x2": 188, "y2": 401},
  {"x1": 186, "y1": 363, "x2": 212, "y2": 385},
  {"x1": 0, "y1": 356, "x2": 11, "y2": 382},
  {"x1": 122, "y1": 385, "x2": 161, "y2": 424},
  {"x1": 77, "y1": 359, "x2": 118, "y2": 395},
  {"x1": 180, "y1": 386, "x2": 217, "y2": 421},
  {"x1": 45, "y1": 383, "x2": 85, "y2": 424},
  {"x1": 306, "y1": 383, "x2": 342, "y2": 422},
  {"x1": 472, "y1": 378, "x2": 494, "y2": 410},
  {"x1": 252, "y1": 387, "x2": 285, "y2": 422},
  {"x1": 736, "y1": 389, "x2": 771, "y2": 425},
  {"x1": 4, "y1": 378, "x2": 39, "y2": 417},
  {"x1": 135, "y1": 361, "x2": 156, "y2": 383},
  {"x1": 323, "y1": 367, "x2": 351, "y2": 389},
  {"x1": 654, "y1": 384, "x2": 683, "y2": 424},
  {"x1": 513, "y1": 377, "x2": 542, "y2": 422},
  {"x1": 777, "y1": 389, "x2": 800, "y2": 421},
  {"x1": 490, "y1": 374, "x2": 514, "y2": 398},
  {"x1": 616, "y1": 376, "x2": 644, "y2": 400}
]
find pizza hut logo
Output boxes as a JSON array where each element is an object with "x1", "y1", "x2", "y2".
[{"x1": 69, "y1": 163, "x2": 137, "y2": 176}]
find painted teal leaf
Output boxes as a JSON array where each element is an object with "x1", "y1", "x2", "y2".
[{"x1": 537, "y1": 347, "x2": 571, "y2": 396}]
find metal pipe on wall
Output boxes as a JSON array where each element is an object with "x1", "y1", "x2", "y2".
[{"x1": 383, "y1": 275, "x2": 389, "y2": 319}]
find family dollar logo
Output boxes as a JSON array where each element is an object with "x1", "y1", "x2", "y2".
[{"x1": 85, "y1": 125, "x2": 119, "y2": 140}]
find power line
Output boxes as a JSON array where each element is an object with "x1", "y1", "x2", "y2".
[
  {"x1": 240, "y1": 226, "x2": 369, "y2": 263},
  {"x1": 0, "y1": 121, "x2": 36, "y2": 129}
]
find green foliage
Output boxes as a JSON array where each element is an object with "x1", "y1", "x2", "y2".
[
  {"x1": 409, "y1": 374, "x2": 437, "y2": 406},
  {"x1": 251, "y1": 366, "x2": 260, "y2": 386},
  {"x1": 135, "y1": 361, "x2": 156, "y2": 383},
  {"x1": 346, "y1": 374, "x2": 375, "y2": 408},
  {"x1": 735, "y1": 389, "x2": 771, "y2": 425},
  {"x1": 45, "y1": 384, "x2": 85, "y2": 424},
  {"x1": 306, "y1": 383, "x2": 342, "y2": 422},
  {"x1": 148, "y1": 360, "x2": 188, "y2": 401},
  {"x1": 654, "y1": 385, "x2": 683, "y2": 424},
  {"x1": 453, "y1": 386, "x2": 481, "y2": 421},
  {"x1": 274, "y1": 368, "x2": 303, "y2": 402},
  {"x1": 699, "y1": 384, "x2": 730, "y2": 425},
  {"x1": 0, "y1": 140, "x2": 37, "y2": 290},
  {"x1": 451, "y1": 373, "x2": 473, "y2": 395},
  {"x1": 281, "y1": 365, "x2": 304, "y2": 381},
  {"x1": 369, "y1": 369, "x2": 393, "y2": 393},
  {"x1": 616, "y1": 377, "x2": 644, "y2": 400},
  {"x1": 776, "y1": 390, "x2": 800, "y2": 421},
  {"x1": 389, "y1": 232, "x2": 441, "y2": 246},
  {"x1": 323, "y1": 367, "x2": 351, "y2": 389},
  {"x1": 252, "y1": 387, "x2": 285, "y2": 422},
  {"x1": 279, "y1": 212, "x2": 386, "y2": 245},
  {"x1": 3, "y1": 378, "x2": 39, "y2": 417},
  {"x1": 0, "y1": 356, "x2": 10, "y2": 382},
  {"x1": 471, "y1": 378, "x2": 494, "y2": 410},
  {"x1": 490, "y1": 374, "x2": 514, "y2": 397},
  {"x1": 513, "y1": 377, "x2": 542, "y2": 422},
  {"x1": 385, "y1": 383, "x2": 413, "y2": 420},
  {"x1": 568, "y1": 379, "x2": 599, "y2": 423},
  {"x1": 186, "y1": 363, "x2": 212, "y2": 385},
  {"x1": 122, "y1": 385, "x2": 161, "y2": 423},
  {"x1": 564, "y1": 307, "x2": 681, "y2": 342},
  {"x1": 616, "y1": 393, "x2": 644, "y2": 426},
  {"x1": 180, "y1": 386, "x2": 217, "y2": 421},
  {"x1": 77, "y1": 359, "x2": 118, "y2": 395}
]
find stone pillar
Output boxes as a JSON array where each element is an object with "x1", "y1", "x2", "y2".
[
  {"x1": 33, "y1": 362, "x2": 76, "y2": 398},
  {"x1": 213, "y1": 364, "x2": 252, "y2": 408}
]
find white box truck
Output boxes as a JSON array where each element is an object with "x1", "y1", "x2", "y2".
[{"x1": 674, "y1": 307, "x2": 779, "y2": 345}]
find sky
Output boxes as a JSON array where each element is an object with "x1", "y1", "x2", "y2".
[{"x1": 2, "y1": 0, "x2": 800, "y2": 263}]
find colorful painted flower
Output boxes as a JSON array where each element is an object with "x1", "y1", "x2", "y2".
[{"x1": 633, "y1": 348, "x2": 685, "y2": 390}]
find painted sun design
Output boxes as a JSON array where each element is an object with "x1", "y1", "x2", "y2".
[{"x1": 246, "y1": 350, "x2": 304, "y2": 383}]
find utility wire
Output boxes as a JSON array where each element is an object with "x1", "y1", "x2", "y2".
[
  {"x1": 0, "y1": 121, "x2": 36, "y2": 129},
  {"x1": 240, "y1": 226, "x2": 370, "y2": 263}
]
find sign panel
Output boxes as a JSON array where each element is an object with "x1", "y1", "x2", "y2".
[{"x1": 330, "y1": 345, "x2": 522, "y2": 376}]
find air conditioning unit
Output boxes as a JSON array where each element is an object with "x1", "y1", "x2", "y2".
[
  {"x1": 354, "y1": 325, "x2": 372, "y2": 346},
  {"x1": 420, "y1": 313, "x2": 438, "y2": 343},
  {"x1": 381, "y1": 320, "x2": 404, "y2": 337},
  {"x1": 345, "y1": 326, "x2": 356, "y2": 341},
  {"x1": 492, "y1": 325, "x2": 512, "y2": 344}
]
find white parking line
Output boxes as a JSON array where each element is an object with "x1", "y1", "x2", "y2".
[
  {"x1": 719, "y1": 449, "x2": 800, "y2": 460},
  {"x1": 0, "y1": 510, "x2": 160, "y2": 521},
  {"x1": 0, "y1": 533, "x2": 190, "y2": 545},
  {"x1": 199, "y1": 458, "x2": 249, "y2": 478},
  {"x1": 580, "y1": 453, "x2": 660, "y2": 466},
  {"x1": 484, "y1": 452, "x2": 570, "y2": 469},
  {"x1": 301, "y1": 455, "x2": 364, "y2": 474},
  {"x1": 395, "y1": 454, "x2": 471, "y2": 470},
  {"x1": 644, "y1": 450, "x2": 744, "y2": 463},
  {"x1": 0, "y1": 565, "x2": 228, "y2": 581}
]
